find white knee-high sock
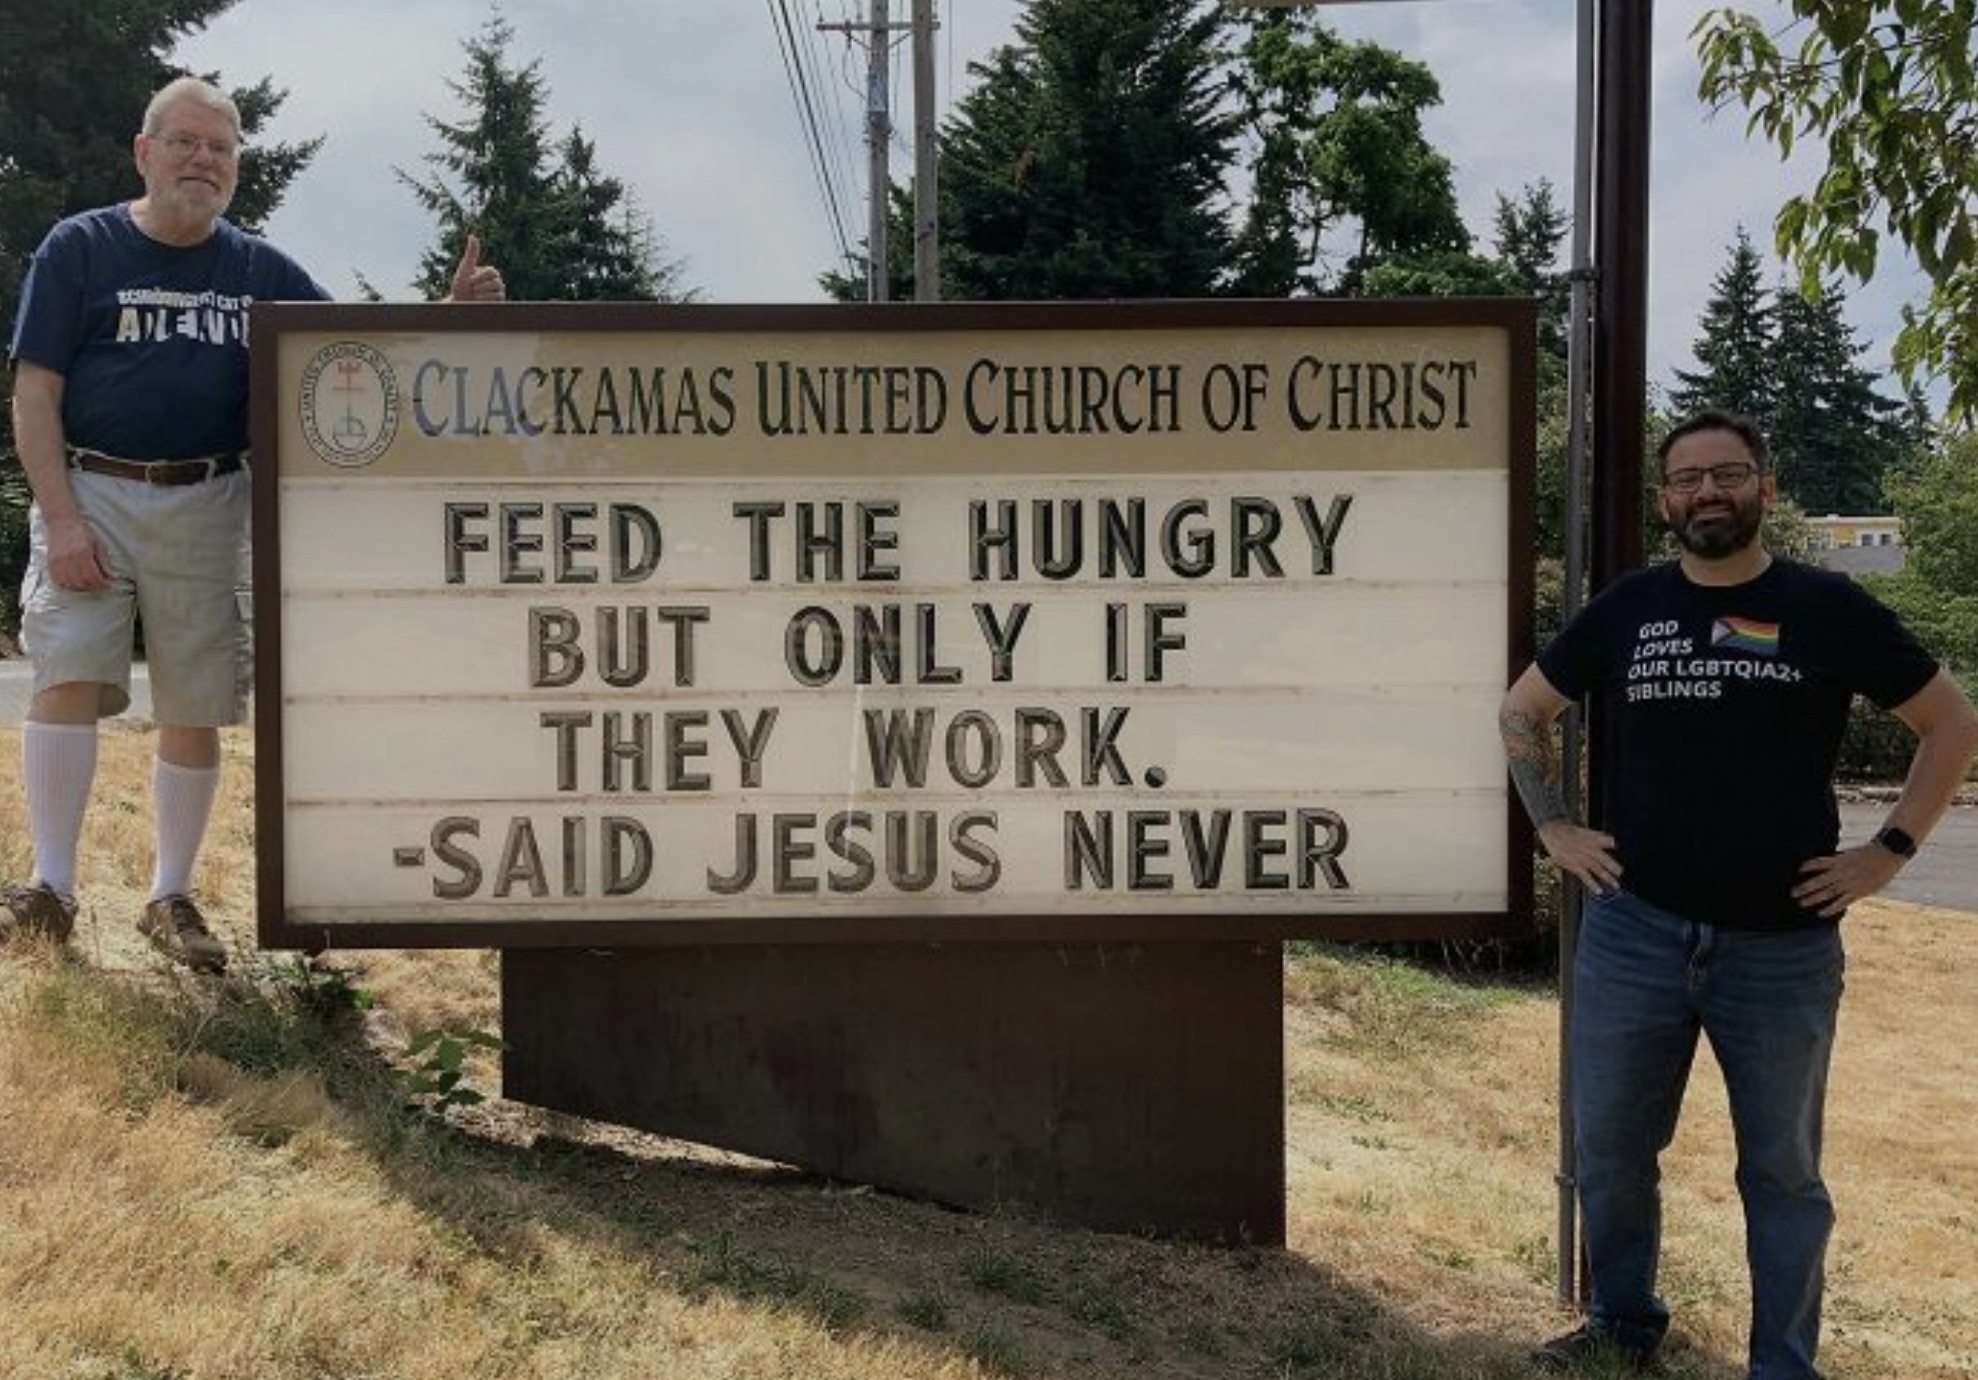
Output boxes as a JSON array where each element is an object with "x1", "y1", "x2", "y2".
[
  {"x1": 22, "y1": 721, "x2": 99, "y2": 897},
  {"x1": 151, "y1": 758, "x2": 221, "y2": 901}
]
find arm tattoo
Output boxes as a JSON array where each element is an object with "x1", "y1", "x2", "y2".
[{"x1": 1499, "y1": 705, "x2": 1569, "y2": 829}]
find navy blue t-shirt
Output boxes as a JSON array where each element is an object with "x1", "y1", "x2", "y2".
[
  {"x1": 9, "y1": 203, "x2": 328, "y2": 460},
  {"x1": 1538, "y1": 558, "x2": 1937, "y2": 931}
]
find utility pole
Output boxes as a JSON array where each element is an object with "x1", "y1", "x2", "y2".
[
  {"x1": 866, "y1": 0, "x2": 891, "y2": 302},
  {"x1": 823, "y1": 3, "x2": 938, "y2": 303},
  {"x1": 913, "y1": 0, "x2": 939, "y2": 301}
]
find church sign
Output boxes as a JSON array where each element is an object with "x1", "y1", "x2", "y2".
[{"x1": 252, "y1": 299, "x2": 1534, "y2": 949}]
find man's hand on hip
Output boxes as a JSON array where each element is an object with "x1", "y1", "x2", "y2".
[
  {"x1": 1537, "y1": 821, "x2": 1623, "y2": 896},
  {"x1": 1793, "y1": 845, "x2": 1903, "y2": 918}
]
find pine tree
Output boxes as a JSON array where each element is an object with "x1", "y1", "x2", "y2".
[
  {"x1": 0, "y1": 1, "x2": 316, "y2": 313},
  {"x1": 1485, "y1": 182, "x2": 1571, "y2": 565},
  {"x1": 0, "y1": 0, "x2": 317, "y2": 639},
  {"x1": 1492, "y1": 181, "x2": 1569, "y2": 364},
  {"x1": 934, "y1": 0, "x2": 1237, "y2": 301},
  {"x1": 818, "y1": 183, "x2": 918, "y2": 302},
  {"x1": 402, "y1": 15, "x2": 557, "y2": 300},
  {"x1": 1668, "y1": 229, "x2": 1775, "y2": 425},
  {"x1": 400, "y1": 16, "x2": 687, "y2": 302},
  {"x1": 820, "y1": 0, "x2": 1239, "y2": 302},
  {"x1": 546, "y1": 129, "x2": 692, "y2": 302},
  {"x1": 1668, "y1": 231, "x2": 1914, "y2": 516},
  {"x1": 1769, "y1": 279, "x2": 1907, "y2": 515},
  {"x1": 830, "y1": 1, "x2": 1482, "y2": 304}
]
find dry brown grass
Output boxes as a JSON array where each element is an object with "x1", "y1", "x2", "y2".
[{"x1": 2, "y1": 724, "x2": 1975, "y2": 1379}]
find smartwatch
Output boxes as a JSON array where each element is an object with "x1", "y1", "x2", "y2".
[{"x1": 1873, "y1": 825, "x2": 1918, "y2": 859}]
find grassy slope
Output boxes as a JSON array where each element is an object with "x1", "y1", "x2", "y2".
[{"x1": 2, "y1": 726, "x2": 1973, "y2": 1380}]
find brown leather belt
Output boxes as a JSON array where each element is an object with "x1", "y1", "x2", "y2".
[{"x1": 67, "y1": 447, "x2": 247, "y2": 486}]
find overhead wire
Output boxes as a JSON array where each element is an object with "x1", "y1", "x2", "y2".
[
  {"x1": 805, "y1": 0, "x2": 865, "y2": 229},
  {"x1": 766, "y1": 0, "x2": 857, "y2": 273}
]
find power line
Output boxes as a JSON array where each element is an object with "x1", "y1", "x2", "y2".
[
  {"x1": 803, "y1": 0, "x2": 865, "y2": 247},
  {"x1": 779, "y1": 0, "x2": 857, "y2": 267},
  {"x1": 766, "y1": 0, "x2": 857, "y2": 274}
]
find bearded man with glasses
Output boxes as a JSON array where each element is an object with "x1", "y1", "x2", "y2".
[
  {"x1": 5, "y1": 77, "x2": 505, "y2": 971},
  {"x1": 1499, "y1": 408, "x2": 1978, "y2": 1377}
]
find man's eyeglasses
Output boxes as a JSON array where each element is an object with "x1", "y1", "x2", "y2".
[
  {"x1": 151, "y1": 131, "x2": 240, "y2": 161},
  {"x1": 1662, "y1": 461, "x2": 1759, "y2": 494}
]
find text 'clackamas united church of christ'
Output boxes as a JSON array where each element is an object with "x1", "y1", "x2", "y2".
[{"x1": 405, "y1": 354, "x2": 1479, "y2": 439}]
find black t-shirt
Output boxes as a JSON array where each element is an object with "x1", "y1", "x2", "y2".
[{"x1": 1538, "y1": 558, "x2": 1937, "y2": 931}]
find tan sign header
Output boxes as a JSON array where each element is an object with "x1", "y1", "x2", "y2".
[{"x1": 277, "y1": 310, "x2": 1510, "y2": 479}]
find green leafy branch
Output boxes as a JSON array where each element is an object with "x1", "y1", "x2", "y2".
[{"x1": 400, "y1": 1027, "x2": 506, "y2": 1113}]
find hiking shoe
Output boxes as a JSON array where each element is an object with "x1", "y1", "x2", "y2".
[
  {"x1": 1530, "y1": 1323, "x2": 1659, "y2": 1372},
  {"x1": 2, "y1": 881, "x2": 78, "y2": 945},
  {"x1": 139, "y1": 894, "x2": 228, "y2": 973}
]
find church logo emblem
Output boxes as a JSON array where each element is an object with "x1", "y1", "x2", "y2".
[{"x1": 300, "y1": 341, "x2": 400, "y2": 468}]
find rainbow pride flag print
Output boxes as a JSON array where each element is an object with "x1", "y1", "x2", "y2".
[{"x1": 1712, "y1": 616, "x2": 1781, "y2": 656}]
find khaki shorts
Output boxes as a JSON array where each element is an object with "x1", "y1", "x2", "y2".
[{"x1": 20, "y1": 467, "x2": 252, "y2": 725}]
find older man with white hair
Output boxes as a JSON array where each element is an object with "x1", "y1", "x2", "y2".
[{"x1": 5, "y1": 76, "x2": 503, "y2": 970}]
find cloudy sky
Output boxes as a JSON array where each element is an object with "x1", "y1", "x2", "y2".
[{"x1": 175, "y1": 0, "x2": 1924, "y2": 397}]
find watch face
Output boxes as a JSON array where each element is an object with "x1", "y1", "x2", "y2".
[{"x1": 1877, "y1": 827, "x2": 1918, "y2": 858}]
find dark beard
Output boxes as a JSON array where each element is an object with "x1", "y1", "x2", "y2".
[{"x1": 1669, "y1": 500, "x2": 1762, "y2": 559}]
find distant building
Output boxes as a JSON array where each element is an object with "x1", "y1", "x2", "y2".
[{"x1": 1807, "y1": 513, "x2": 1906, "y2": 576}]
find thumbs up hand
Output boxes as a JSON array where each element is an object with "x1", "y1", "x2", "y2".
[{"x1": 448, "y1": 232, "x2": 506, "y2": 302}]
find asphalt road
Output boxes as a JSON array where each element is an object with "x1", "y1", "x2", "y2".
[
  {"x1": 2, "y1": 659, "x2": 1972, "y2": 913},
  {"x1": 1838, "y1": 800, "x2": 1978, "y2": 915}
]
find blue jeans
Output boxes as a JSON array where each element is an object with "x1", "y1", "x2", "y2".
[{"x1": 1572, "y1": 890, "x2": 1844, "y2": 1380}]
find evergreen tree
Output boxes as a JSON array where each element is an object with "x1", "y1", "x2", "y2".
[
  {"x1": 828, "y1": 1, "x2": 1483, "y2": 304},
  {"x1": 0, "y1": 0, "x2": 316, "y2": 639},
  {"x1": 1485, "y1": 179, "x2": 1570, "y2": 572},
  {"x1": 1492, "y1": 181, "x2": 1569, "y2": 365},
  {"x1": 1769, "y1": 278, "x2": 1906, "y2": 515},
  {"x1": 818, "y1": 183, "x2": 917, "y2": 302},
  {"x1": 402, "y1": 15, "x2": 558, "y2": 301},
  {"x1": 1896, "y1": 379, "x2": 1936, "y2": 453},
  {"x1": 1668, "y1": 229, "x2": 1774, "y2": 425},
  {"x1": 545, "y1": 129, "x2": 692, "y2": 302},
  {"x1": 934, "y1": 0, "x2": 1237, "y2": 301},
  {"x1": 1668, "y1": 231, "x2": 1914, "y2": 517},
  {"x1": 401, "y1": 16, "x2": 687, "y2": 302}
]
